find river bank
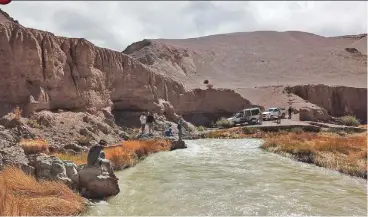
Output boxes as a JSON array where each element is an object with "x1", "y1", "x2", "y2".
[
  {"x1": 0, "y1": 138, "x2": 174, "y2": 216},
  {"x1": 203, "y1": 126, "x2": 367, "y2": 179}
]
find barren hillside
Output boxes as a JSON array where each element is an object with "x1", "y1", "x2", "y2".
[
  {"x1": 124, "y1": 31, "x2": 367, "y2": 89},
  {"x1": 124, "y1": 31, "x2": 367, "y2": 122}
]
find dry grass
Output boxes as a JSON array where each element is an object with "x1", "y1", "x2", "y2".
[
  {"x1": 261, "y1": 132, "x2": 367, "y2": 178},
  {"x1": 7, "y1": 106, "x2": 22, "y2": 120},
  {"x1": 204, "y1": 127, "x2": 265, "y2": 139},
  {"x1": 54, "y1": 152, "x2": 88, "y2": 166},
  {"x1": 57, "y1": 139, "x2": 172, "y2": 170},
  {"x1": 19, "y1": 138, "x2": 49, "y2": 155},
  {"x1": 0, "y1": 167, "x2": 85, "y2": 216}
]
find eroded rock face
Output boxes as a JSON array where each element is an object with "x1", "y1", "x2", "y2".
[
  {"x1": 0, "y1": 22, "x2": 185, "y2": 118},
  {"x1": 287, "y1": 85, "x2": 367, "y2": 122}
]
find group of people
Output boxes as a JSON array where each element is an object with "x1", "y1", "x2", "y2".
[
  {"x1": 139, "y1": 112, "x2": 184, "y2": 140},
  {"x1": 139, "y1": 112, "x2": 156, "y2": 135}
]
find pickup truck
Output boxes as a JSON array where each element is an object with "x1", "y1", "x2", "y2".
[{"x1": 262, "y1": 107, "x2": 286, "y2": 120}]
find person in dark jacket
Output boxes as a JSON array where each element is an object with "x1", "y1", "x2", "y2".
[
  {"x1": 288, "y1": 107, "x2": 292, "y2": 119},
  {"x1": 87, "y1": 139, "x2": 115, "y2": 178},
  {"x1": 146, "y1": 112, "x2": 155, "y2": 135},
  {"x1": 177, "y1": 116, "x2": 184, "y2": 141}
]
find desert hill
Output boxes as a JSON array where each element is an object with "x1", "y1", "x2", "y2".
[
  {"x1": 124, "y1": 31, "x2": 367, "y2": 122},
  {"x1": 124, "y1": 31, "x2": 367, "y2": 89}
]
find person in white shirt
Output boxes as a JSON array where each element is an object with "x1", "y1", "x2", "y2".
[{"x1": 139, "y1": 112, "x2": 147, "y2": 134}]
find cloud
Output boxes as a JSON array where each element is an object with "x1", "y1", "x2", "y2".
[{"x1": 1, "y1": 1, "x2": 366, "y2": 51}]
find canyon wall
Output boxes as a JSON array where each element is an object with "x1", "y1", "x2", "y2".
[
  {"x1": 286, "y1": 85, "x2": 367, "y2": 122},
  {"x1": 0, "y1": 21, "x2": 252, "y2": 123}
]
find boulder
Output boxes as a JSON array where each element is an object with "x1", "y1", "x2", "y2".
[
  {"x1": 0, "y1": 145, "x2": 30, "y2": 170},
  {"x1": 78, "y1": 165, "x2": 120, "y2": 199},
  {"x1": 28, "y1": 153, "x2": 72, "y2": 187},
  {"x1": 63, "y1": 143, "x2": 84, "y2": 152},
  {"x1": 0, "y1": 114, "x2": 22, "y2": 129},
  {"x1": 64, "y1": 161, "x2": 79, "y2": 190},
  {"x1": 299, "y1": 107, "x2": 331, "y2": 122},
  {"x1": 170, "y1": 140, "x2": 187, "y2": 151}
]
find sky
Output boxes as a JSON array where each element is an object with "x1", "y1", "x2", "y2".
[{"x1": 1, "y1": 1, "x2": 367, "y2": 51}]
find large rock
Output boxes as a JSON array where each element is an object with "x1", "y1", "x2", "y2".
[
  {"x1": 299, "y1": 107, "x2": 331, "y2": 122},
  {"x1": 0, "y1": 145, "x2": 34, "y2": 175},
  {"x1": 27, "y1": 153, "x2": 72, "y2": 187},
  {"x1": 170, "y1": 140, "x2": 187, "y2": 151},
  {"x1": 78, "y1": 165, "x2": 120, "y2": 199}
]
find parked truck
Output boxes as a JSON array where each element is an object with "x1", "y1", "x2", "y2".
[
  {"x1": 227, "y1": 107, "x2": 262, "y2": 125},
  {"x1": 262, "y1": 107, "x2": 286, "y2": 120}
]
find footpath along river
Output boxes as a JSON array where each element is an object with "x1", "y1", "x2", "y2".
[{"x1": 85, "y1": 139, "x2": 367, "y2": 216}]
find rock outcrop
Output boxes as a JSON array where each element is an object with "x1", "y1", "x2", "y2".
[
  {"x1": 78, "y1": 165, "x2": 120, "y2": 199},
  {"x1": 0, "y1": 20, "x2": 255, "y2": 126},
  {"x1": 287, "y1": 85, "x2": 367, "y2": 122}
]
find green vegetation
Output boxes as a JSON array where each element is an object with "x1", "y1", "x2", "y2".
[
  {"x1": 338, "y1": 115, "x2": 360, "y2": 127},
  {"x1": 215, "y1": 118, "x2": 234, "y2": 128}
]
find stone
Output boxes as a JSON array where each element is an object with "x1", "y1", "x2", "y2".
[
  {"x1": 27, "y1": 153, "x2": 72, "y2": 187},
  {"x1": 78, "y1": 166, "x2": 120, "y2": 199},
  {"x1": 299, "y1": 107, "x2": 331, "y2": 122},
  {"x1": 63, "y1": 143, "x2": 83, "y2": 152},
  {"x1": 170, "y1": 140, "x2": 187, "y2": 151},
  {"x1": 0, "y1": 114, "x2": 22, "y2": 129}
]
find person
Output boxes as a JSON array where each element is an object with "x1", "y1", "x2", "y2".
[
  {"x1": 139, "y1": 112, "x2": 147, "y2": 134},
  {"x1": 164, "y1": 124, "x2": 174, "y2": 137},
  {"x1": 146, "y1": 112, "x2": 155, "y2": 135},
  {"x1": 288, "y1": 107, "x2": 292, "y2": 119},
  {"x1": 87, "y1": 139, "x2": 115, "y2": 178},
  {"x1": 177, "y1": 116, "x2": 184, "y2": 141},
  {"x1": 276, "y1": 109, "x2": 282, "y2": 124}
]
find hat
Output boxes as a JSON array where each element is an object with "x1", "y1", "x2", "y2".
[{"x1": 98, "y1": 139, "x2": 108, "y2": 146}]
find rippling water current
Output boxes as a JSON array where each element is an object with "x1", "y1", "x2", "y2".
[{"x1": 85, "y1": 139, "x2": 367, "y2": 216}]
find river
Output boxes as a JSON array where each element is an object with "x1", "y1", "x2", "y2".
[{"x1": 85, "y1": 139, "x2": 367, "y2": 216}]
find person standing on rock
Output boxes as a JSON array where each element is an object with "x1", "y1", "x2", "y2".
[
  {"x1": 146, "y1": 112, "x2": 155, "y2": 136},
  {"x1": 139, "y1": 112, "x2": 147, "y2": 134},
  {"x1": 177, "y1": 116, "x2": 184, "y2": 141},
  {"x1": 87, "y1": 139, "x2": 116, "y2": 178}
]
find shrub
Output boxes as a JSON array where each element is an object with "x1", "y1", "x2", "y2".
[
  {"x1": 216, "y1": 118, "x2": 234, "y2": 128},
  {"x1": 242, "y1": 127, "x2": 257, "y2": 135},
  {"x1": 7, "y1": 106, "x2": 22, "y2": 121},
  {"x1": 19, "y1": 139, "x2": 49, "y2": 155},
  {"x1": 338, "y1": 115, "x2": 360, "y2": 127},
  {"x1": 0, "y1": 167, "x2": 85, "y2": 216},
  {"x1": 26, "y1": 119, "x2": 41, "y2": 129},
  {"x1": 290, "y1": 127, "x2": 304, "y2": 134},
  {"x1": 196, "y1": 126, "x2": 206, "y2": 132}
]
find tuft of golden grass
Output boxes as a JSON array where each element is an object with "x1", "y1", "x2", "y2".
[
  {"x1": 56, "y1": 139, "x2": 172, "y2": 170},
  {"x1": 19, "y1": 139, "x2": 49, "y2": 155},
  {"x1": 7, "y1": 106, "x2": 22, "y2": 121},
  {"x1": 54, "y1": 152, "x2": 88, "y2": 166},
  {"x1": 0, "y1": 167, "x2": 85, "y2": 216},
  {"x1": 262, "y1": 132, "x2": 367, "y2": 178}
]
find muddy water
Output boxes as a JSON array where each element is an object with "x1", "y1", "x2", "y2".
[{"x1": 85, "y1": 139, "x2": 367, "y2": 216}]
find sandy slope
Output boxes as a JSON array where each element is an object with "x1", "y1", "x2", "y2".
[{"x1": 125, "y1": 31, "x2": 367, "y2": 89}]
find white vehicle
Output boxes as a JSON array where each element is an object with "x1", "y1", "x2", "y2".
[
  {"x1": 262, "y1": 107, "x2": 286, "y2": 120},
  {"x1": 227, "y1": 107, "x2": 262, "y2": 125}
]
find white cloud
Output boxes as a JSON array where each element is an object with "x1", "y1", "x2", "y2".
[{"x1": 1, "y1": 1, "x2": 366, "y2": 51}]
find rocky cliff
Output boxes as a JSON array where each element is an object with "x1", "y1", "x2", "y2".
[
  {"x1": 286, "y1": 85, "x2": 367, "y2": 122},
  {"x1": 0, "y1": 19, "x2": 253, "y2": 123}
]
